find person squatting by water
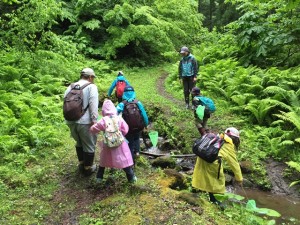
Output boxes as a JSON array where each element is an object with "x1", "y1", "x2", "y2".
[
  {"x1": 192, "y1": 127, "x2": 243, "y2": 207},
  {"x1": 64, "y1": 68, "x2": 98, "y2": 176},
  {"x1": 191, "y1": 87, "x2": 214, "y2": 136},
  {"x1": 178, "y1": 46, "x2": 198, "y2": 109},
  {"x1": 90, "y1": 99, "x2": 137, "y2": 183}
]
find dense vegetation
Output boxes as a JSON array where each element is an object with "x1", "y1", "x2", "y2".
[{"x1": 0, "y1": 0, "x2": 300, "y2": 224}]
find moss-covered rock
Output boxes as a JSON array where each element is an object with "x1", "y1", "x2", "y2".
[
  {"x1": 151, "y1": 156, "x2": 176, "y2": 169},
  {"x1": 163, "y1": 168, "x2": 187, "y2": 190}
]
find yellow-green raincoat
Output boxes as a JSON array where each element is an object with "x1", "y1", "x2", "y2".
[{"x1": 192, "y1": 134, "x2": 243, "y2": 194}]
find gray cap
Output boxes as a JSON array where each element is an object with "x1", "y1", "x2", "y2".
[
  {"x1": 81, "y1": 68, "x2": 96, "y2": 77},
  {"x1": 180, "y1": 46, "x2": 189, "y2": 53}
]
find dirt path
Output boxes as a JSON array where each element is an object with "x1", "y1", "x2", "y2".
[{"x1": 156, "y1": 71, "x2": 184, "y2": 106}]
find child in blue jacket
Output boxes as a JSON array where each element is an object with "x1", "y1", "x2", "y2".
[
  {"x1": 191, "y1": 87, "x2": 216, "y2": 136},
  {"x1": 116, "y1": 86, "x2": 149, "y2": 162}
]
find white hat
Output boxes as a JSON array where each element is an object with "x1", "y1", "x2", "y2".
[
  {"x1": 81, "y1": 68, "x2": 96, "y2": 77},
  {"x1": 225, "y1": 127, "x2": 240, "y2": 138}
]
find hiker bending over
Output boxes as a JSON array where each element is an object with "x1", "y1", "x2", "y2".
[
  {"x1": 192, "y1": 127, "x2": 243, "y2": 206},
  {"x1": 116, "y1": 85, "x2": 149, "y2": 161},
  {"x1": 90, "y1": 99, "x2": 137, "y2": 183},
  {"x1": 178, "y1": 46, "x2": 198, "y2": 109},
  {"x1": 107, "y1": 71, "x2": 131, "y2": 103},
  {"x1": 191, "y1": 87, "x2": 216, "y2": 136},
  {"x1": 63, "y1": 68, "x2": 98, "y2": 176}
]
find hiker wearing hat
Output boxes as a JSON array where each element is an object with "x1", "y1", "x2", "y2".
[
  {"x1": 178, "y1": 46, "x2": 198, "y2": 109},
  {"x1": 63, "y1": 68, "x2": 98, "y2": 176},
  {"x1": 191, "y1": 87, "x2": 216, "y2": 136},
  {"x1": 192, "y1": 127, "x2": 243, "y2": 207},
  {"x1": 107, "y1": 71, "x2": 131, "y2": 103},
  {"x1": 116, "y1": 85, "x2": 149, "y2": 162}
]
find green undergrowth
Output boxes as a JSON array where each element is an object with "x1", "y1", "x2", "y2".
[{"x1": 0, "y1": 60, "x2": 293, "y2": 224}]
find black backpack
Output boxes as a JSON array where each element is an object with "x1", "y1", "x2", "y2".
[
  {"x1": 122, "y1": 100, "x2": 145, "y2": 134},
  {"x1": 63, "y1": 82, "x2": 91, "y2": 121},
  {"x1": 193, "y1": 133, "x2": 224, "y2": 179}
]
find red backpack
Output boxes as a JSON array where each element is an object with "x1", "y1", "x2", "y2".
[{"x1": 115, "y1": 80, "x2": 126, "y2": 98}]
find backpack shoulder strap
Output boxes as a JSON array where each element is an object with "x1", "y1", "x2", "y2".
[{"x1": 80, "y1": 82, "x2": 92, "y2": 90}]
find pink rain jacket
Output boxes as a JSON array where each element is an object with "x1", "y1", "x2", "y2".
[{"x1": 90, "y1": 100, "x2": 133, "y2": 168}]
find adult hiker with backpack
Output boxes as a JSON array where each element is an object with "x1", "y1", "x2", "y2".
[
  {"x1": 90, "y1": 99, "x2": 137, "y2": 184},
  {"x1": 116, "y1": 85, "x2": 149, "y2": 161},
  {"x1": 191, "y1": 87, "x2": 216, "y2": 136},
  {"x1": 63, "y1": 68, "x2": 98, "y2": 176},
  {"x1": 178, "y1": 46, "x2": 198, "y2": 109},
  {"x1": 107, "y1": 71, "x2": 131, "y2": 103},
  {"x1": 192, "y1": 127, "x2": 243, "y2": 207}
]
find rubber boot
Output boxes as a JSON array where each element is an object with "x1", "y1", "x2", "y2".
[
  {"x1": 76, "y1": 147, "x2": 84, "y2": 173},
  {"x1": 83, "y1": 152, "x2": 96, "y2": 176}
]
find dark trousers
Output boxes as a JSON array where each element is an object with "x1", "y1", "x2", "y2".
[
  {"x1": 182, "y1": 76, "x2": 195, "y2": 105},
  {"x1": 97, "y1": 166, "x2": 134, "y2": 181},
  {"x1": 126, "y1": 132, "x2": 141, "y2": 161}
]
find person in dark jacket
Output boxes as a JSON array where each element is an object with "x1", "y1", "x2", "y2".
[
  {"x1": 116, "y1": 86, "x2": 149, "y2": 162},
  {"x1": 178, "y1": 46, "x2": 198, "y2": 109}
]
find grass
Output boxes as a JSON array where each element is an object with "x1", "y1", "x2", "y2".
[{"x1": 0, "y1": 65, "x2": 275, "y2": 225}]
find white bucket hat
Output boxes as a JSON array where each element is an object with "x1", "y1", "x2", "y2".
[{"x1": 225, "y1": 127, "x2": 240, "y2": 138}]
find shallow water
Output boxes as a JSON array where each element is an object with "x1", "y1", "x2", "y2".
[
  {"x1": 142, "y1": 144, "x2": 300, "y2": 224},
  {"x1": 234, "y1": 188, "x2": 300, "y2": 223}
]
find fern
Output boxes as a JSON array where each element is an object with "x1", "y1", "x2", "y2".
[
  {"x1": 275, "y1": 111, "x2": 300, "y2": 132},
  {"x1": 245, "y1": 98, "x2": 279, "y2": 125},
  {"x1": 286, "y1": 161, "x2": 300, "y2": 187}
]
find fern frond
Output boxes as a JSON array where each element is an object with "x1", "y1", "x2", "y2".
[
  {"x1": 279, "y1": 140, "x2": 294, "y2": 146},
  {"x1": 275, "y1": 111, "x2": 300, "y2": 131}
]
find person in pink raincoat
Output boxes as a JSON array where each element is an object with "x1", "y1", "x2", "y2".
[{"x1": 90, "y1": 99, "x2": 137, "y2": 183}]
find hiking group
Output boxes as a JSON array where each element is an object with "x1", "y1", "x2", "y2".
[{"x1": 63, "y1": 47, "x2": 243, "y2": 206}]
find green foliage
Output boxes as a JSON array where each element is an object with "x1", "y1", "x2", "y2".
[
  {"x1": 286, "y1": 161, "x2": 300, "y2": 187},
  {"x1": 228, "y1": 0, "x2": 300, "y2": 68},
  {"x1": 59, "y1": 0, "x2": 203, "y2": 64},
  {"x1": 1, "y1": 0, "x2": 63, "y2": 51}
]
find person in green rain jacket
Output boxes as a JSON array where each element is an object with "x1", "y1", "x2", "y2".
[{"x1": 192, "y1": 127, "x2": 243, "y2": 205}]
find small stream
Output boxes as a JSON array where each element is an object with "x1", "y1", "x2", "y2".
[
  {"x1": 234, "y1": 188, "x2": 300, "y2": 223},
  {"x1": 142, "y1": 138, "x2": 300, "y2": 224}
]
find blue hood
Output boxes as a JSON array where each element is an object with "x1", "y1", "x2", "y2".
[
  {"x1": 122, "y1": 90, "x2": 136, "y2": 101},
  {"x1": 116, "y1": 75, "x2": 126, "y2": 81}
]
